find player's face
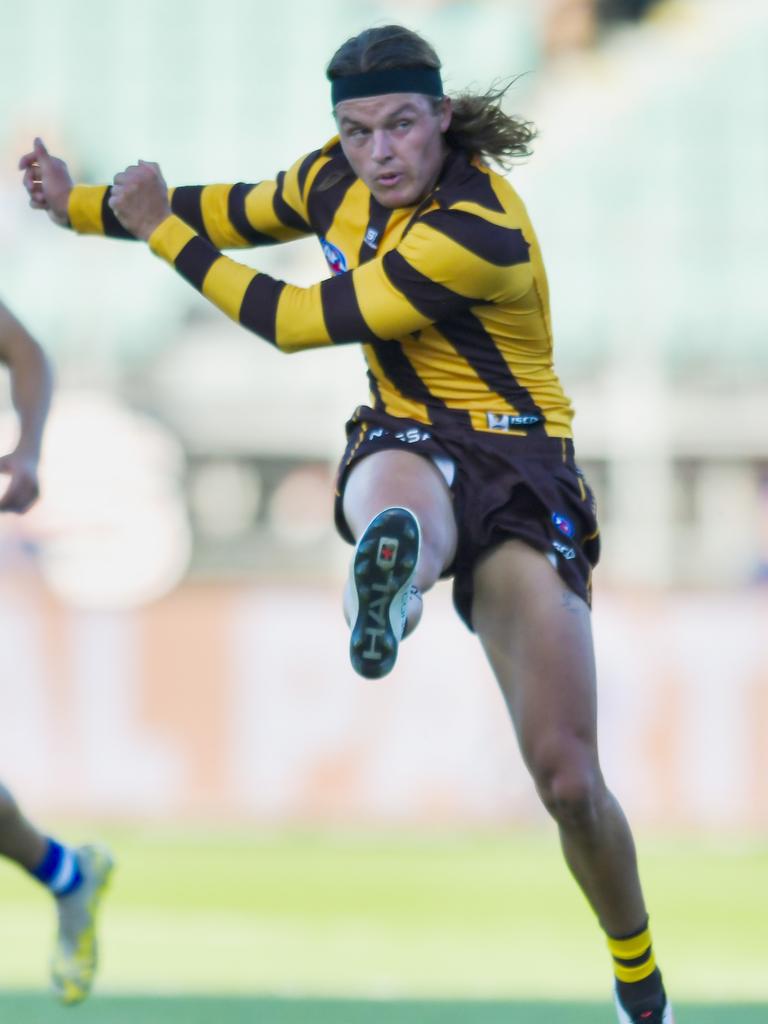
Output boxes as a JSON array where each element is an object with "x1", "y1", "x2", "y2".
[{"x1": 336, "y1": 92, "x2": 452, "y2": 208}]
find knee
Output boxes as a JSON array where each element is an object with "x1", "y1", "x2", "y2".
[
  {"x1": 529, "y1": 743, "x2": 606, "y2": 831},
  {"x1": 415, "y1": 529, "x2": 450, "y2": 588}
]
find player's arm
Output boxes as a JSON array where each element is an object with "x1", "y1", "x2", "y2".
[
  {"x1": 69, "y1": 170, "x2": 314, "y2": 249},
  {"x1": 0, "y1": 301, "x2": 54, "y2": 513},
  {"x1": 108, "y1": 160, "x2": 534, "y2": 350},
  {"x1": 148, "y1": 205, "x2": 535, "y2": 352},
  {"x1": 20, "y1": 139, "x2": 315, "y2": 248}
]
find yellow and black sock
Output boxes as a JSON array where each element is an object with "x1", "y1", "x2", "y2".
[{"x1": 607, "y1": 920, "x2": 666, "y2": 1015}]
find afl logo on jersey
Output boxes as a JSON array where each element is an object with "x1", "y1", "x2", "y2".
[{"x1": 320, "y1": 238, "x2": 348, "y2": 275}]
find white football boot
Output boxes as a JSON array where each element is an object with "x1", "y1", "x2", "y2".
[
  {"x1": 348, "y1": 507, "x2": 420, "y2": 679},
  {"x1": 614, "y1": 983, "x2": 675, "y2": 1024},
  {"x1": 51, "y1": 844, "x2": 114, "y2": 1004}
]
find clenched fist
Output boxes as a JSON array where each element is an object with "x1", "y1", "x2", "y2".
[
  {"x1": 108, "y1": 160, "x2": 171, "y2": 241},
  {"x1": 0, "y1": 451, "x2": 41, "y2": 514}
]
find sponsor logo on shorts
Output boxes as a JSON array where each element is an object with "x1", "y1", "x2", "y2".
[
  {"x1": 395, "y1": 428, "x2": 431, "y2": 444},
  {"x1": 552, "y1": 539, "x2": 576, "y2": 561},
  {"x1": 366, "y1": 427, "x2": 431, "y2": 444},
  {"x1": 552, "y1": 512, "x2": 575, "y2": 537},
  {"x1": 486, "y1": 412, "x2": 543, "y2": 431},
  {"x1": 320, "y1": 238, "x2": 348, "y2": 275}
]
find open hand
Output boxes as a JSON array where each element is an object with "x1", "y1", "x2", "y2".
[
  {"x1": 108, "y1": 161, "x2": 171, "y2": 241},
  {"x1": 18, "y1": 138, "x2": 73, "y2": 227}
]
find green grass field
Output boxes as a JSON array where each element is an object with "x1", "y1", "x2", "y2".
[
  {"x1": 1, "y1": 993, "x2": 767, "y2": 1023},
  {"x1": 0, "y1": 826, "x2": 765, "y2": 1021}
]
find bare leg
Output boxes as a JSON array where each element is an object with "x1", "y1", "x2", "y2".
[
  {"x1": 0, "y1": 782, "x2": 115, "y2": 1007},
  {"x1": 0, "y1": 782, "x2": 47, "y2": 870},
  {"x1": 472, "y1": 541, "x2": 647, "y2": 936}
]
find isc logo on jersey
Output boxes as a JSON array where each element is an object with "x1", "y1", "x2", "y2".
[{"x1": 320, "y1": 238, "x2": 348, "y2": 275}]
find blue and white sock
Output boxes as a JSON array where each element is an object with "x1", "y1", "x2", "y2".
[{"x1": 29, "y1": 838, "x2": 83, "y2": 896}]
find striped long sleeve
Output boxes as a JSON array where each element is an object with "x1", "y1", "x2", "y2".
[
  {"x1": 63, "y1": 136, "x2": 574, "y2": 435},
  {"x1": 147, "y1": 206, "x2": 534, "y2": 353},
  {"x1": 67, "y1": 150, "x2": 321, "y2": 249}
]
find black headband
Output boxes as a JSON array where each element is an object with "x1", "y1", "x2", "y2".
[{"x1": 331, "y1": 67, "x2": 444, "y2": 106}]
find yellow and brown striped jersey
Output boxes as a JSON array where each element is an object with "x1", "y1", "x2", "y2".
[{"x1": 68, "y1": 137, "x2": 574, "y2": 437}]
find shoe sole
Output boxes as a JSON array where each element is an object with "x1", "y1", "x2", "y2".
[{"x1": 349, "y1": 508, "x2": 420, "y2": 679}]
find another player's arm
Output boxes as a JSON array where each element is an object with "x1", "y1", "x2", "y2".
[
  {"x1": 146, "y1": 206, "x2": 534, "y2": 351},
  {"x1": 0, "y1": 301, "x2": 54, "y2": 513}
]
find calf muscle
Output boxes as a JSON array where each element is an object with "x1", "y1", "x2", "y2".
[{"x1": 473, "y1": 540, "x2": 648, "y2": 935}]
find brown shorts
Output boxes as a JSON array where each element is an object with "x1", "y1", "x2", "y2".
[{"x1": 334, "y1": 406, "x2": 600, "y2": 631}]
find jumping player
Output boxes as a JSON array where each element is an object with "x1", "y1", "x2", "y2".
[
  {"x1": 20, "y1": 25, "x2": 673, "y2": 1022},
  {"x1": 0, "y1": 299, "x2": 114, "y2": 1005}
]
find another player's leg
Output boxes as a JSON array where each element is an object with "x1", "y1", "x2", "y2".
[
  {"x1": 472, "y1": 542, "x2": 673, "y2": 1024},
  {"x1": 50, "y1": 842, "x2": 114, "y2": 1004},
  {"x1": 342, "y1": 449, "x2": 457, "y2": 678},
  {"x1": 0, "y1": 782, "x2": 114, "y2": 1005}
]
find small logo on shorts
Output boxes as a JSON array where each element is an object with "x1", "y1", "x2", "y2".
[
  {"x1": 486, "y1": 412, "x2": 543, "y2": 431},
  {"x1": 365, "y1": 426, "x2": 431, "y2": 444},
  {"x1": 395, "y1": 428, "x2": 431, "y2": 444},
  {"x1": 552, "y1": 512, "x2": 575, "y2": 537},
  {"x1": 552, "y1": 539, "x2": 576, "y2": 561},
  {"x1": 320, "y1": 238, "x2": 348, "y2": 275}
]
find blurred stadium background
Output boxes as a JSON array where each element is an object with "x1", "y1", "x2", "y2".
[{"x1": 0, "y1": 0, "x2": 766, "y2": 1018}]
